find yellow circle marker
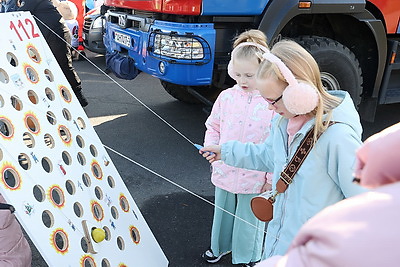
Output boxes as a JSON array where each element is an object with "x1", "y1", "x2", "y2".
[{"x1": 91, "y1": 228, "x2": 105, "y2": 243}]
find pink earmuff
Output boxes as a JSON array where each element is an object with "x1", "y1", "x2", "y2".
[
  {"x1": 228, "y1": 42, "x2": 269, "y2": 80},
  {"x1": 262, "y1": 51, "x2": 319, "y2": 115}
]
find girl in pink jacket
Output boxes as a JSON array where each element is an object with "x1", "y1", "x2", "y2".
[
  {"x1": 256, "y1": 122, "x2": 400, "y2": 267},
  {"x1": 201, "y1": 30, "x2": 275, "y2": 267},
  {"x1": 0, "y1": 194, "x2": 32, "y2": 266}
]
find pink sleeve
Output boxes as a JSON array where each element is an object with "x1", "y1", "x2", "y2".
[
  {"x1": 0, "y1": 195, "x2": 32, "y2": 266},
  {"x1": 204, "y1": 95, "x2": 222, "y2": 146}
]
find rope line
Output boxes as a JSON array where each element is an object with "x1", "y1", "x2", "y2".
[{"x1": 29, "y1": 15, "x2": 288, "y2": 243}]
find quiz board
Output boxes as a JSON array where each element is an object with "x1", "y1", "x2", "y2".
[{"x1": 0, "y1": 11, "x2": 168, "y2": 266}]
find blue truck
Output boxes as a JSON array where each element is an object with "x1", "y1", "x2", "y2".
[{"x1": 102, "y1": 0, "x2": 400, "y2": 121}]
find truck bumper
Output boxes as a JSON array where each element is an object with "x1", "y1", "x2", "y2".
[{"x1": 104, "y1": 17, "x2": 215, "y2": 86}]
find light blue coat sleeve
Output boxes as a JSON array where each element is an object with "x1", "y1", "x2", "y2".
[
  {"x1": 221, "y1": 126, "x2": 275, "y2": 173},
  {"x1": 324, "y1": 123, "x2": 367, "y2": 197}
]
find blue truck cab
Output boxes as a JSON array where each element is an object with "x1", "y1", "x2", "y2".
[{"x1": 102, "y1": 0, "x2": 400, "y2": 121}]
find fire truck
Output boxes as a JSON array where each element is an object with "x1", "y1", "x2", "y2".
[{"x1": 102, "y1": 0, "x2": 400, "y2": 121}]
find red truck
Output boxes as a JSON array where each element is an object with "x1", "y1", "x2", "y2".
[{"x1": 101, "y1": 0, "x2": 400, "y2": 121}]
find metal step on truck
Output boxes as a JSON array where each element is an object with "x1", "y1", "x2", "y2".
[{"x1": 101, "y1": 0, "x2": 400, "y2": 121}]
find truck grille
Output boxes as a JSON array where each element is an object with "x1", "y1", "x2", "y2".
[{"x1": 83, "y1": 17, "x2": 93, "y2": 34}]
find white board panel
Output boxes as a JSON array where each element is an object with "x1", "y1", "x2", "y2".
[{"x1": 0, "y1": 11, "x2": 168, "y2": 267}]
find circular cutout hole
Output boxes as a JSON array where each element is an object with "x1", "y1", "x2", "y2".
[
  {"x1": 27, "y1": 46, "x2": 41, "y2": 63},
  {"x1": 76, "y1": 117, "x2": 86, "y2": 130},
  {"x1": 94, "y1": 186, "x2": 103, "y2": 200},
  {"x1": 103, "y1": 226, "x2": 111, "y2": 241},
  {"x1": 46, "y1": 111, "x2": 56, "y2": 125},
  {"x1": 82, "y1": 256, "x2": 95, "y2": 267},
  {"x1": 27, "y1": 90, "x2": 38, "y2": 104},
  {"x1": 25, "y1": 115, "x2": 39, "y2": 133},
  {"x1": 33, "y1": 184, "x2": 46, "y2": 202},
  {"x1": 119, "y1": 195, "x2": 129, "y2": 212},
  {"x1": 62, "y1": 108, "x2": 72, "y2": 121},
  {"x1": 2, "y1": 168, "x2": 20, "y2": 189},
  {"x1": 80, "y1": 237, "x2": 89, "y2": 253},
  {"x1": 59, "y1": 126, "x2": 71, "y2": 144},
  {"x1": 101, "y1": 258, "x2": 111, "y2": 267},
  {"x1": 42, "y1": 210, "x2": 54, "y2": 228},
  {"x1": 25, "y1": 66, "x2": 39, "y2": 83},
  {"x1": 130, "y1": 226, "x2": 140, "y2": 244},
  {"x1": 111, "y1": 206, "x2": 119, "y2": 220},
  {"x1": 91, "y1": 162, "x2": 102, "y2": 180},
  {"x1": 62, "y1": 151, "x2": 72, "y2": 165},
  {"x1": 117, "y1": 236, "x2": 125, "y2": 250},
  {"x1": 107, "y1": 176, "x2": 115, "y2": 188},
  {"x1": 50, "y1": 186, "x2": 65, "y2": 207},
  {"x1": 18, "y1": 153, "x2": 31, "y2": 170},
  {"x1": 41, "y1": 157, "x2": 53, "y2": 173},
  {"x1": 45, "y1": 87, "x2": 55, "y2": 101},
  {"x1": 77, "y1": 152, "x2": 86, "y2": 166},
  {"x1": 65, "y1": 180, "x2": 75, "y2": 195},
  {"x1": 11, "y1": 95, "x2": 23, "y2": 111},
  {"x1": 76, "y1": 135, "x2": 84, "y2": 148},
  {"x1": 0, "y1": 118, "x2": 14, "y2": 138},
  {"x1": 89, "y1": 145, "x2": 98, "y2": 157},
  {"x1": 6, "y1": 52, "x2": 18, "y2": 67},
  {"x1": 59, "y1": 86, "x2": 72, "y2": 102},
  {"x1": 23, "y1": 132, "x2": 35, "y2": 148},
  {"x1": 92, "y1": 202, "x2": 104, "y2": 221},
  {"x1": 53, "y1": 229, "x2": 68, "y2": 253},
  {"x1": 73, "y1": 202, "x2": 84, "y2": 217},
  {"x1": 82, "y1": 173, "x2": 91, "y2": 187},
  {"x1": 44, "y1": 133, "x2": 55, "y2": 148},
  {"x1": 0, "y1": 68, "x2": 9, "y2": 83},
  {"x1": 44, "y1": 69, "x2": 54, "y2": 82}
]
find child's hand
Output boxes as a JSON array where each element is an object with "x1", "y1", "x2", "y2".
[{"x1": 199, "y1": 145, "x2": 221, "y2": 163}]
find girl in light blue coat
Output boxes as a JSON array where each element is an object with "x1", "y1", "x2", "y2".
[{"x1": 200, "y1": 39, "x2": 366, "y2": 259}]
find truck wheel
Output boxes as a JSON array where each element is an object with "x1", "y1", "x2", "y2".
[
  {"x1": 295, "y1": 36, "x2": 363, "y2": 106},
  {"x1": 160, "y1": 80, "x2": 219, "y2": 104}
]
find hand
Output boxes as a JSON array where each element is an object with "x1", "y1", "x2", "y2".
[
  {"x1": 199, "y1": 145, "x2": 221, "y2": 163},
  {"x1": 261, "y1": 182, "x2": 272, "y2": 193}
]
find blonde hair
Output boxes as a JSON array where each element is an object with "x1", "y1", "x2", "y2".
[
  {"x1": 231, "y1": 29, "x2": 269, "y2": 64},
  {"x1": 257, "y1": 39, "x2": 342, "y2": 140}
]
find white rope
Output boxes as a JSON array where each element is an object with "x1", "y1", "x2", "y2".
[{"x1": 30, "y1": 15, "x2": 288, "y2": 243}]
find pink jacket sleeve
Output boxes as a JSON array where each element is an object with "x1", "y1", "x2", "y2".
[
  {"x1": 204, "y1": 95, "x2": 222, "y2": 146},
  {"x1": 0, "y1": 195, "x2": 32, "y2": 267}
]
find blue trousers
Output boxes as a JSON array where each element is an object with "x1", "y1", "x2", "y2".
[{"x1": 210, "y1": 187, "x2": 265, "y2": 264}]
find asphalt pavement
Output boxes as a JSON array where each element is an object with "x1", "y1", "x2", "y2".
[{"x1": 27, "y1": 50, "x2": 400, "y2": 267}]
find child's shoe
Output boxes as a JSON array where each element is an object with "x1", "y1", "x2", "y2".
[{"x1": 201, "y1": 248, "x2": 230, "y2": 263}]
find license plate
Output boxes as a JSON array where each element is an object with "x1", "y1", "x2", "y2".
[{"x1": 114, "y1": 32, "x2": 131, "y2": 48}]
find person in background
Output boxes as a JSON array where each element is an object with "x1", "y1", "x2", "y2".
[
  {"x1": 200, "y1": 39, "x2": 366, "y2": 259},
  {"x1": 17, "y1": 0, "x2": 88, "y2": 107},
  {"x1": 201, "y1": 29, "x2": 275, "y2": 267},
  {"x1": 0, "y1": 0, "x2": 17, "y2": 12},
  {"x1": 56, "y1": 0, "x2": 80, "y2": 60},
  {"x1": 0, "y1": 193, "x2": 32, "y2": 266},
  {"x1": 256, "y1": 122, "x2": 400, "y2": 267}
]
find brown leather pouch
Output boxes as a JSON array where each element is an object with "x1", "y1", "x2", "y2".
[
  {"x1": 251, "y1": 191, "x2": 275, "y2": 222},
  {"x1": 250, "y1": 122, "x2": 335, "y2": 222}
]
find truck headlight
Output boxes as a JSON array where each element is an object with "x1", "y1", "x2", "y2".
[
  {"x1": 152, "y1": 34, "x2": 204, "y2": 60},
  {"x1": 92, "y1": 15, "x2": 104, "y2": 29}
]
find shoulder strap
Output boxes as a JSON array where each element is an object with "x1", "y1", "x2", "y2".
[{"x1": 276, "y1": 121, "x2": 336, "y2": 193}]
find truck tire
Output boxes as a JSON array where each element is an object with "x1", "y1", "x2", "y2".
[
  {"x1": 160, "y1": 80, "x2": 218, "y2": 104},
  {"x1": 295, "y1": 36, "x2": 363, "y2": 106}
]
